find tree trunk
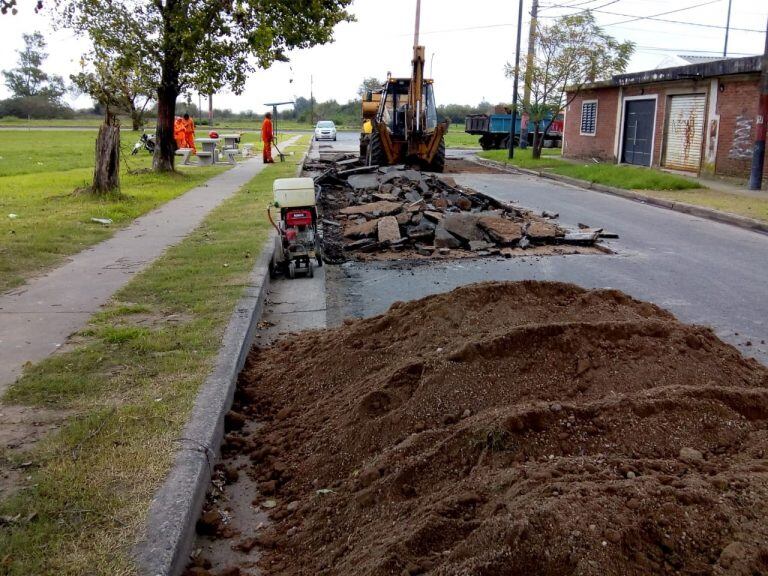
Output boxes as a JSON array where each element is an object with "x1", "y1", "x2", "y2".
[
  {"x1": 531, "y1": 121, "x2": 542, "y2": 159},
  {"x1": 92, "y1": 122, "x2": 120, "y2": 195},
  {"x1": 130, "y1": 103, "x2": 142, "y2": 131},
  {"x1": 153, "y1": 85, "x2": 178, "y2": 172}
]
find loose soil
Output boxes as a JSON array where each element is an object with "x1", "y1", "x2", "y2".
[{"x1": 195, "y1": 281, "x2": 768, "y2": 576}]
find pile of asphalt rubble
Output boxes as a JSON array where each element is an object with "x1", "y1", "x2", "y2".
[{"x1": 308, "y1": 156, "x2": 615, "y2": 262}]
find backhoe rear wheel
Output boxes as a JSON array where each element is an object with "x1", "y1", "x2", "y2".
[
  {"x1": 428, "y1": 136, "x2": 445, "y2": 172},
  {"x1": 367, "y1": 131, "x2": 386, "y2": 167}
]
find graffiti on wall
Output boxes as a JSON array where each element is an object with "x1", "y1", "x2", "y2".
[
  {"x1": 706, "y1": 116, "x2": 719, "y2": 165},
  {"x1": 728, "y1": 112, "x2": 753, "y2": 160}
]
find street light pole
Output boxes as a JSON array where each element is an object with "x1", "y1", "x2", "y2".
[
  {"x1": 508, "y1": 0, "x2": 524, "y2": 159},
  {"x1": 520, "y1": 0, "x2": 538, "y2": 149},
  {"x1": 723, "y1": 0, "x2": 732, "y2": 58}
]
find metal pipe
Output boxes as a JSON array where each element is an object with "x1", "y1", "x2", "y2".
[{"x1": 508, "y1": 0, "x2": 524, "y2": 159}]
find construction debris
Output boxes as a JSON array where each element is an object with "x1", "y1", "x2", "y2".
[{"x1": 307, "y1": 158, "x2": 606, "y2": 261}]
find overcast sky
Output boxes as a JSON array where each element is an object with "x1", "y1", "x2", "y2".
[{"x1": 0, "y1": 0, "x2": 766, "y2": 113}]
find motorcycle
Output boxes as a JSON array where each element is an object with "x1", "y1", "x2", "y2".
[{"x1": 131, "y1": 131, "x2": 156, "y2": 155}]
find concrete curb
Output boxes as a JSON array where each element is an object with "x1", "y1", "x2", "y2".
[
  {"x1": 473, "y1": 157, "x2": 768, "y2": 236},
  {"x1": 135, "y1": 139, "x2": 306, "y2": 576},
  {"x1": 134, "y1": 229, "x2": 275, "y2": 576}
]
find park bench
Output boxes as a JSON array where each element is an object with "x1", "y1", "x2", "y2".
[
  {"x1": 222, "y1": 148, "x2": 239, "y2": 165},
  {"x1": 175, "y1": 148, "x2": 193, "y2": 165},
  {"x1": 196, "y1": 151, "x2": 214, "y2": 166}
]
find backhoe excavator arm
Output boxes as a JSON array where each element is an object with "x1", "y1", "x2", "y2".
[{"x1": 409, "y1": 0, "x2": 425, "y2": 136}]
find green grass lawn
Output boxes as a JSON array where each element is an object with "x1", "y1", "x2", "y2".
[
  {"x1": 0, "y1": 137, "x2": 309, "y2": 575},
  {"x1": 0, "y1": 130, "x2": 230, "y2": 293},
  {"x1": 444, "y1": 130, "x2": 481, "y2": 149},
  {"x1": 479, "y1": 148, "x2": 700, "y2": 191}
]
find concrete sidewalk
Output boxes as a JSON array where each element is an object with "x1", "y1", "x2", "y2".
[{"x1": 0, "y1": 138, "x2": 297, "y2": 393}]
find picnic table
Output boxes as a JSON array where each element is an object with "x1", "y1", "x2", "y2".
[
  {"x1": 196, "y1": 137, "x2": 220, "y2": 155},
  {"x1": 195, "y1": 137, "x2": 220, "y2": 166},
  {"x1": 220, "y1": 133, "x2": 242, "y2": 150}
]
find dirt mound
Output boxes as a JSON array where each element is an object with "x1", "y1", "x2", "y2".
[{"x1": 221, "y1": 281, "x2": 768, "y2": 576}]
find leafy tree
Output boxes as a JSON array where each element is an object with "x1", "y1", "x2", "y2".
[
  {"x1": 1, "y1": 1, "x2": 43, "y2": 15},
  {"x1": 505, "y1": 11, "x2": 634, "y2": 158},
  {"x1": 71, "y1": 44, "x2": 155, "y2": 130},
  {"x1": 56, "y1": 0, "x2": 353, "y2": 172},
  {"x1": 357, "y1": 77, "x2": 383, "y2": 98},
  {"x1": 2, "y1": 31, "x2": 65, "y2": 100}
]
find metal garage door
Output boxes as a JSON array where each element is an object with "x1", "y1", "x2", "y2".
[{"x1": 663, "y1": 94, "x2": 706, "y2": 172}]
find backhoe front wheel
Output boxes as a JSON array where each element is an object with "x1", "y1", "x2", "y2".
[
  {"x1": 366, "y1": 131, "x2": 386, "y2": 167},
  {"x1": 428, "y1": 136, "x2": 446, "y2": 173}
]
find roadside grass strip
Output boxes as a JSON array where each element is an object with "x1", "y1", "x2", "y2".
[
  {"x1": 0, "y1": 137, "x2": 309, "y2": 575},
  {"x1": 637, "y1": 188, "x2": 768, "y2": 224},
  {"x1": 479, "y1": 148, "x2": 701, "y2": 191}
]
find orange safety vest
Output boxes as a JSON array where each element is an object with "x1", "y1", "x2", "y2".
[
  {"x1": 261, "y1": 118, "x2": 273, "y2": 143},
  {"x1": 173, "y1": 117, "x2": 186, "y2": 148}
]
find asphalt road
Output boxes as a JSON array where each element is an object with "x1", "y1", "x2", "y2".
[{"x1": 316, "y1": 132, "x2": 768, "y2": 366}]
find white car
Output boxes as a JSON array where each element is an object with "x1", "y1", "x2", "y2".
[{"x1": 314, "y1": 120, "x2": 337, "y2": 141}]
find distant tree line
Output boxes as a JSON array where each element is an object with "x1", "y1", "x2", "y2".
[{"x1": 1, "y1": 47, "x2": 505, "y2": 128}]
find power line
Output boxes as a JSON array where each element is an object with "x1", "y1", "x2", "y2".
[
  {"x1": 634, "y1": 46, "x2": 755, "y2": 55},
  {"x1": 601, "y1": 0, "x2": 723, "y2": 27},
  {"x1": 540, "y1": 0, "x2": 764, "y2": 33},
  {"x1": 540, "y1": 0, "x2": 605, "y2": 11}
]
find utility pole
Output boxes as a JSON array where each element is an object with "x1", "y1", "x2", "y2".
[
  {"x1": 208, "y1": 93, "x2": 213, "y2": 127},
  {"x1": 508, "y1": 0, "x2": 524, "y2": 159},
  {"x1": 747, "y1": 17, "x2": 768, "y2": 190},
  {"x1": 310, "y1": 75, "x2": 314, "y2": 125},
  {"x1": 723, "y1": 0, "x2": 732, "y2": 58},
  {"x1": 519, "y1": 0, "x2": 538, "y2": 149}
]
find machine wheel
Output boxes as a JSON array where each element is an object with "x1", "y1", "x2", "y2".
[
  {"x1": 498, "y1": 135, "x2": 510, "y2": 150},
  {"x1": 428, "y1": 136, "x2": 445, "y2": 172},
  {"x1": 307, "y1": 260, "x2": 314, "y2": 278},
  {"x1": 367, "y1": 131, "x2": 386, "y2": 167},
  {"x1": 479, "y1": 134, "x2": 494, "y2": 151},
  {"x1": 268, "y1": 258, "x2": 277, "y2": 280},
  {"x1": 288, "y1": 260, "x2": 296, "y2": 279}
]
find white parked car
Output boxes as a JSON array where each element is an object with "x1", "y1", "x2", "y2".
[{"x1": 314, "y1": 120, "x2": 337, "y2": 141}]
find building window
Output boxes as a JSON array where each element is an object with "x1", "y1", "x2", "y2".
[{"x1": 580, "y1": 101, "x2": 598, "y2": 135}]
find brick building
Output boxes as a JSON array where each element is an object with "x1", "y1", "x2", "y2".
[{"x1": 562, "y1": 56, "x2": 766, "y2": 180}]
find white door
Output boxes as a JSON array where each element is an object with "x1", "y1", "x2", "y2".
[{"x1": 663, "y1": 94, "x2": 706, "y2": 172}]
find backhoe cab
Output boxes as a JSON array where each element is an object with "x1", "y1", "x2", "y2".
[{"x1": 360, "y1": 1, "x2": 448, "y2": 172}]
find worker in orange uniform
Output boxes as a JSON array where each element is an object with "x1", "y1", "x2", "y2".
[
  {"x1": 173, "y1": 116, "x2": 186, "y2": 150},
  {"x1": 182, "y1": 113, "x2": 197, "y2": 154},
  {"x1": 261, "y1": 111, "x2": 275, "y2": 163}
]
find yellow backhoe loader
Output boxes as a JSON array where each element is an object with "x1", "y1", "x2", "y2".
[{"x1": 359, "y1": 0, "x2": 448, "y2": 172}]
